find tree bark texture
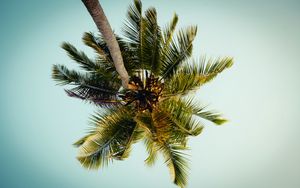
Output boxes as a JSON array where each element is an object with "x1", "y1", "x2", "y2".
[{"x1": 82, "y1": 0, "x2": 129, "y2": 88}]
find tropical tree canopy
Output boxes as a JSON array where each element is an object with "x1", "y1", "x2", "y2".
[{"x1": 52, "y1": 0, "x2": 233, "y2": 187}]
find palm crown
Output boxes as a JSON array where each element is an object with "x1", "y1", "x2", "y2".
[{"x1": 52, "y1": 0, "x2": 233, "y2": 187}]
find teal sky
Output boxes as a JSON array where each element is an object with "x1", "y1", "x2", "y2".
[{"x1": 1, "y1": 0, "x2": 300, "y2": 187}]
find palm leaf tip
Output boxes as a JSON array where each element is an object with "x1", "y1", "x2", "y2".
[
  {"x1": 73, "y1": 135, "x2": 90, "y2": 147},
  {"x1": 212, "y1": 117, "x2": 228, "y2": 125},
  {"x1": 194, "y1": 107, "x2": 228, "y2": 126},
  {"x1": 161, "y1": 25, "x2": 198, "y2": 79},
  {"x1": 143, "y1": 136, "x2": 159, "y2": 166},
  {"x1": 224, "y1": 57, "x2": 234, "y2": 68},
  {"x1": 82, "y1": 32, "x2": 104, "y2": 55},
  {"x1": 164, "y1": 56, "x2": 234, "y2": 96},
  {"x1": 190, "y1": 125, "x2": 204, "y2": 136},
  {"x1": 203, "y1": 56, "x2": 234, "y2": 76},
  {"x1": 123, "y1": 0, "x2": 142, "y2": 44},
  {"x1": 52, "y1": 64, "x2": 63, "y2": 84},
  {"x1": 161, "y1": 143, "x2": 189, "y2": 188},
  {"x1": 51, "y1": 64, "x2": 79, "y2": 85},
  {"x1": 61, "y1": 42, "x2": 98, "y2": 71}
]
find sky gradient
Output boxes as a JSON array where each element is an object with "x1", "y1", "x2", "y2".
[{"x1": 0, "y1": 0, "x2": 300, "y2": 187}]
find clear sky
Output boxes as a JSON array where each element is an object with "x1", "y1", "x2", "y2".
[{"x1": 0, "y1": 0, "x2": 300, "y2": 188}]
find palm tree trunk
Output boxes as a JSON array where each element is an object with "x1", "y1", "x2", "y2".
[{"x1": 81, "y1": 0, "x2": 129, "y2": 89}]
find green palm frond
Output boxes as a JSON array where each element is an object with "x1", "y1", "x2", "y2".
[
  {"x1": 164, "y1": 57, "x2": 233, "y2": 96},
  {"x1": 143, "y1": 133, "x2": 159, "y2": 166},
  {"x1": 123, "y1": 0, "x2": 142, "y2": 45},
  {"x1": 61, "y1": 39, "x2": 124, "y2": 85},
  {"x1": 52, "y1": 64, "x2": 86, "y2": 85},
  {"x1": 189, "y1": 103, "x2": 228, "y2": 125},
  {"x1": 136, "y1": 109, "x2": 187, "y2": 151},
  {"x1": 52, "y1": 64, "x2": 121, "y2": 107},
  {"x1": 160, "y1": 26, "x2": 197, "y2": 79},
  {"x1": 159, "y1": 142, "x2": 189, "y2": 188},
  {"x1": 160, "y1": 98, "x2": 204, "y2": 137},
  {"x1": 123, "y1": 1, "x2": 163, "y2": 72},
  {"x1": 61, "y1": 42, "x2": 101, "y2": 72},
  {"x1": 151, "y1": 109, "x2": 174, "y2": 143},
  {"x1": 65, "y1": 87, "x2": 121, "y2": 108},
  {"x1": 123, "y1": 0, "x2": 143, "y2": 68},
  {"x1": 75, "y1": 107, "x2": 137, "y2": 169},
  {"x1": 160, "y1": 13, "x2": 178, "y2": 68},
  {"x1": 82, "y1": 32, "x2": 110, "y2": 60},
  {"x1": 197, "y1": 56, "x2": 233, "y2": 83},
  {"x1": 136, "y1": 109, "x2": 190, "y2": 187},
  {"x1": 163, "y1": 97, "x2": 227, "y2": 125},
  {"x1": 142, "y1": 7, "x2": 161, "y2": 74},
  {"x1": 73, "y1": 135, "x2": 90, "y2": 147},
  {"x1": 52, "y1": 64, "x2": 116, "y2": 89},
  {"x1": 161, "y1": 13, "x2": 178, "y2": 52},
  {"x1": 152, "y1": 109, "x2": 190, "y2": 148}
]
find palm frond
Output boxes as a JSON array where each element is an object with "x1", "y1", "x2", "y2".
[
  {"x1": 52, "y1": 64, "x2": 86, "y2": 85},
  {"x1": 123, "y1": 1, "x2": 163, "y2": 72},
  {"x1": 160, "y1": 26, "x2": 197, "y2": 79},
  {"x1": 164, "y1": 57, "x2": 233, "y2": 96},
  {"x1": 61, "y1": 42, "x2": 101, "y2": 72},
  {"x1": 82, "y1": 32, "x2": 110, "y2": 59},
  {"x1": 163, "y1": 97, "x2": 227, "y2": 126},
  {"x1": 135, "y1": 109, "x2": 188, "y2": 157},
  {"x1": 122, "y1": 0, "x2": 144, "y2": 69},
  {"x1": 151, "y1": 109, "x2": 174, "y2": 143},
  {"x1": 161, "y1": 13, "x2": 178, "y2": 51},
  {"x1": 135, "y1": 110, "x2": 173, "y2": 143},
  {"x1": 123, "y1": 0, "x2": 142, "y2": 45},
  {"x1": 73, "y1": 135, "x2": 90, "y2": 147},
  {"x1": 142, "y1": 7, "x2": 162, "y2": 74},
  {"x1": 75, "y1": 107, "x2": 137, "y2": 169},
  {"x1": 143, "y1": 134, "x2": 159, "y2": 166},
  {"x1": 197, "y1": 56, "x2": 234, "y2": 83},
  {"x1": 65, "y1": 88, "x2": 122, "y2": 108},
  {"x1": 52, "y1": 64, "x2": 121, "y2": 107},
  {"x1": 160, "y1": 98, "x2": 204, "y2": 137},
  {"x1": 159, "y1": 142, "x2": 189, "y2": 188},
  {"x1": 189, "y1": 103, "x2": 228, "y2": 125},
  {"x1": 140, "y1": 113, "x2": 190, "y2": 187},
  {"x1": 52, "y1": 64, "x2": 118, "y2": 92},
  {"x1": 160, "y1": 13, "x2": 178, "y2": 70}
]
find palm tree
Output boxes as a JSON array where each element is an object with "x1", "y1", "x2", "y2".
[{"x1": 52, "y1": 0, "x2": 233, "y2": 187}]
